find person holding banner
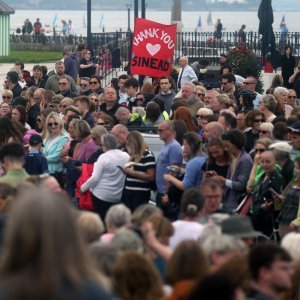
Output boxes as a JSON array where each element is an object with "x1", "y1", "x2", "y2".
[{"x1": 177, "y1": 56, "x2": 198, "y2": 91}]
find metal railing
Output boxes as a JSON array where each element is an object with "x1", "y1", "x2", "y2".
[
  {"x1": 90, "y1": 31, "x2": 300, "y2": 69},
  {"x1": 10, "y1": 31, "x2": 300, "y2": 86},
  {"x1": 10, "y1": 33, "x2": 87, "y2": 45}
]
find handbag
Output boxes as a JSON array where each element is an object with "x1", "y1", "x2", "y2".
[{"x1": 75, "y1": 163, "x2": 94, "y2": 211}]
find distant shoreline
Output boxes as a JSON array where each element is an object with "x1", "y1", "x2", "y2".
[{"x1": 11, "y1": 8, "x2": 300, "y2": 12}]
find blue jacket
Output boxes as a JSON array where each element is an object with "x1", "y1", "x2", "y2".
[
  {"x1": 64, "y1": 54, "x2": 79, "y2": 81},
  {"x1": 42, "y1": 134, "x2": 69, "y2": 174}
]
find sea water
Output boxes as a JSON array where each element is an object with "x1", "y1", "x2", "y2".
[{"x1": 10, "y1": 10, "x2": 300, "y2": 36}]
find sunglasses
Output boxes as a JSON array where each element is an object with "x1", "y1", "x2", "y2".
[
  {"x1": 80, "y1": 84, "x2": 88, "y2": 87},
  {"x1": 2, "y1": 96, "x2": 12, "y2": 99},
  {"x1": 136, "y1": 98, "x2": 144, "y2": 101},
  {"x1": 243, "y1": 82, "x2": 254, "y2": 85},
  {"x1": 259, "y1": 130, "x2": 269, "y2": 134},
  {"x1": 90, "y1": 81, "x2": 98, "y2": 85},
  {"x1": 288, "y1": 96, "x2": 297, "y2": 99},
  {"x1": 97, "y1": 122, "x2": 106, "y2": 125},
  {"x1": 91, "y1": 98, "x2": 98, "y2": 102},
  {"x1": 255, "y1": 148, "x2": 265, "y2": 153},
  {"x1": 196, "y1": 115, "x2": 205, "y2": 119},
  {"x1": 254, "y1": 119, "x2": 263, "y2": 123},
  {"x1": 157, "y1": 128, "x2": 168, "y2": 132},
  {"x1": 60, "y1": 105, "x2": 67, "y2": 108},
  {"x1": 48, "y1": 122, "x2": 59, "y2": 127},
  {"x1": 197, "y1": 93, "x2": 205, "y2": 97}
]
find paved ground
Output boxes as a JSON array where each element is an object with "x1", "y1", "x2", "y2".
[{"x1": 0, "y1": 62, "x2": 56, "y2": 99}]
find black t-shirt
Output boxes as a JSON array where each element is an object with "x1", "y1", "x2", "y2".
[
  {"x1": 219, "y1": 63, "x2": 232, "y2": 77},
  {"x1": 99, "y1": 102, "x2": 120, "y2": 123},
  {"x1": 79, "y1": 58, "x2": 96, "y2": 78},
  {"x1": 201, "y1": 161, "x2": 229, "y2": 178},
  {"x1": 245, "y1": 129, "x2": 259, "y2": 153},
  {"x1": 293, "y1": 73, "x2": 300, "y2": 98}
]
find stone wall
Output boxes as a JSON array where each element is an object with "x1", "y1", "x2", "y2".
[{"x1": 11, "y1": 43, "x2": 65, "y2": 52}]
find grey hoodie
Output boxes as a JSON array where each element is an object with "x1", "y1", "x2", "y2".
[{"x1": 155, "y1": 90, "x2": 176, "y2": 115}]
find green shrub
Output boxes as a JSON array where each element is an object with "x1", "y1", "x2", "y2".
[{"x1": 227, "y1": 47, "x2": 263, "y2": 93}]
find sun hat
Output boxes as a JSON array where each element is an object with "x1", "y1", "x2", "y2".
[
  {"x1": 220, "y1": 215, "x2": 262, "y2": 239},
  {"x1": 269, "y1": 141, "x2": 292, "y2": 153}
]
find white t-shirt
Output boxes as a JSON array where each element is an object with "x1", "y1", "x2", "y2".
[
  {"x1": 81, "y1": 149, "x2": 130, "y2": 202},
  {"x1": 169, "y1": 220, "x2": 204, "y2": 250}
]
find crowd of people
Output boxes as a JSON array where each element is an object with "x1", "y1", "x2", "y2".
[
  {"x1": 1, "y1": 44, "x2": 300, "y2": 299},
  {"x1": 16, "y1": 17, "x2": 75, "y2": 37}
]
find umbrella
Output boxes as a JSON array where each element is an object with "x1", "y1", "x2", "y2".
[{"x1": 258, "y1": 0, "x2": 276, "y2": 59}]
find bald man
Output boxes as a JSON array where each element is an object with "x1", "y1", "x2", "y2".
[
  {"x1": 177, "y1": 56, "x2": 197, "y2": 90},
  {"x1": 115, "y1": 107, "x2": 144, "y2": 127},
  {"x1": 203, "y1": 121, "x2": 224, "y2": 142}
]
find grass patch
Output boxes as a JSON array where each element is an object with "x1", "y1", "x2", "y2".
[{"x1": 0, "y1": 51, "x2": 62, "y2": 63}]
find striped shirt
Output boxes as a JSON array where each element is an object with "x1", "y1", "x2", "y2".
[{"x1": 125, "y1": 150, "x2": 156, "y2": 192}]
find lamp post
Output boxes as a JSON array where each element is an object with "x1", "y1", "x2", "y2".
[
  {"x1": 141, "y1": 0, "x2": 146, "y2": 18},
  {"x1": 87, "y1": 0, "x2": 92, "y2": 50},
  {"x1": 126, "y1": 4, "x2": 132, "y2": 31}
]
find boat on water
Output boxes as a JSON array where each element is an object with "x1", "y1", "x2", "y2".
[{"x1": 207, "y1": 11, "x2": 213, "y2": 27}]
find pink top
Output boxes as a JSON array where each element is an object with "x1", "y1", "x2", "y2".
[{"x1": 75, "y1": 137, "x2": 98, "y2": 163}]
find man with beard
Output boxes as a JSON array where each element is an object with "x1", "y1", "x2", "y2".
[{"x1": 45, "y1": 61, "x2": 76, "y2": 94}]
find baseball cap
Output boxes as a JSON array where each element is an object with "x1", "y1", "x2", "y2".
[
  {"x1": 287, "y1": 121, "x2": 300, "y2": 134},
  {"x1": 29, "y1": 134, "x2": 43, "y2": 146},
  {"x1": 269, "y1": 141, "x2": 292, "y2": 153},
  {"x1": 11, "y1": 96, "x2": 27, "y2": 107}
]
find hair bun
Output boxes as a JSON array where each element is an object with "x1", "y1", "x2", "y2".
[{"x1": 186, "y1": 204, "x2": 198, "y2": 212}]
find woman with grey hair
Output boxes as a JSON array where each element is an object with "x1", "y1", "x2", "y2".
[
  {"x1": 200, "y1": 234, "x2": 246, "y2": 271},
  {"x1": 259, "y1": 122, "x2": 274, "y2": 140},
  {"x1": 80, "y1": 134, "x2": 130, "y2": 220},
  {"x1": 259, "y1": 94, "x2": 277, "y2": 123},
  {"x1": 274, "y1": 86, "x2": 293, "y2": 118},
  {"x1": 100, "y1": 204, "x2": 131, "y2": 244}
]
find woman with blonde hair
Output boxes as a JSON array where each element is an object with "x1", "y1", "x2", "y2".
[
  {"x1": 42, "y1": 112, "x2": 69, "y2": 185},
  {"x1": 121, "y1": 130, "x2": 156, "y2": 211},
  {"x1": 247, "y1": 137, "x2": 274, "y2": 192},
  {"x1": 195, "y1": 85, "x2": 207, "y2": 102}
]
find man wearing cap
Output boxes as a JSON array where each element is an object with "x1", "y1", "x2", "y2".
[
  {"x1": 220, "y1": 215, "x2": 264, "y2": 248},
  {"x1": 287, "y1": 121, "x2": 300, "y2": 159},
  {"x1": 269, "y1": 141, "x2": 294, "y2": 189},
  {"x1": 11, "y1": 96, "x2": 27, "y2": 108},
  {"x1": 24, "y1": 134, "x2": 49, "y2": 175}
]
